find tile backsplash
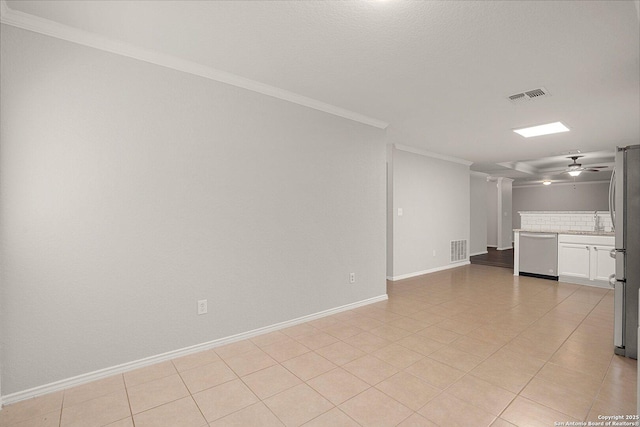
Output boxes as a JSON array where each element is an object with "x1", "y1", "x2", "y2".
[{"x1": 519, "y1": 211, "x2": 613, "y2": 232}]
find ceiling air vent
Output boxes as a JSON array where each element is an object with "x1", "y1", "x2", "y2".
[
  {"x1": 508, "y1": 87, "x2": 550, "y2": 103},
  {"x1": 524, "y1": 88, "x2": 547, "y2": 98}
]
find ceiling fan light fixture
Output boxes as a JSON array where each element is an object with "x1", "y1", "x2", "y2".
[
  {"x1": 513, "y1": 121, "x2": 570, "y2": 138},
  {"x1": 568, "y1": 170, "x2": 582, "y2": 177}
]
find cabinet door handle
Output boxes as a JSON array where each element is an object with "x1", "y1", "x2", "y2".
[
  {"x1": 594, "y1": 246, "x2": 598, "y2": 251},
  {"x1": 586, "y1": 246, "x2": 589, "y2": 249}
]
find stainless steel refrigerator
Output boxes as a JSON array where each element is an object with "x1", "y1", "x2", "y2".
[{"x1": 611, "y1": 144, "x2": 640, "y2": 359}]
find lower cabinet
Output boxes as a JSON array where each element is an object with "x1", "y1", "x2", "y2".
[
  {"x1": 592, "y1": 245, "x2": 615, "y2": 282},
  {"x1": 558, "y1": 234, "x2": 615, "y2": 287},
  {"x1": 558, "y1": 243, "x2": 591, "y2": 280}
]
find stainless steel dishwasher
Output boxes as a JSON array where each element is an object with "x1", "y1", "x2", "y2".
[{"x1": 519, "y1": 232, "x2": 558, "y2": 280}]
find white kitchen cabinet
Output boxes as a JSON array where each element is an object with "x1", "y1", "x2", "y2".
[
  {"x1": 558, "y1": 243, "x2": 590, "y2": 279},
  {"x1": 558, "y1": 234, "x2": 615, "y2": 288},
  {"x1": 592, "y1": 245, "x2": 615, "y2": 282}
]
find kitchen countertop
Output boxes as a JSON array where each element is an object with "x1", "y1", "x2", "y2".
[{"x1": 513, "y1": 229, "x2": 614, "y2": 236}]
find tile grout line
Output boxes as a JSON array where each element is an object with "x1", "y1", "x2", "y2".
[
  {"x1": 575, "y1": 290, "x2": 617, "y2": 421},
  {"x1": 125, "y1": 370, "x2": 189, "y2": 422},
  {"x1": 171, "y1": 359, "x2": 210, "y2": 427},
  {"x1": 493, "y1": 286, "x2": 613, "y2": 423},
  {"x1": 58, "y1": 388, "x2": 65, "y2": 427},
  {"x1": 274, "y1": 325, "x2": 372, "y2": 426},
  {"x1": 350, "y1": 300, "x2": 506, "y2": 425},
  {"x1": 169, "y1": 334, "x2": 311, "y2": 425},
  {"x1": 4, "y1": 266, "x2": 627, "y2": 427},
  {"x1": 207, "y1": 343, "x2": 305, "y2": 426},
  {"x1": 414, "y1": 314, "x2": 513, "y2": 424},
  {"x1": 279, "y1": 316, "x2": 418, "y2": 425},
  {"x1": 233, "y1": 360, "x2": 289, "y2": 427},
  {"x1": 492, "y1": 284, "x2": 586, "y2": 422},
  {"x1": 122, "y1": 373, "x2": 136, "y2": 427},
  {"x1": 409, "y1": 278, "x2": 585, "y2": 424},
  {"x1": 379, "y1": 279, "x2": 524, "y2": 425},
  {"x1": 414, "y1": 278, "x2": 619, "y2": 424}
]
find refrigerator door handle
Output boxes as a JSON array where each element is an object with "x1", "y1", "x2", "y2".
[
  {"x1": 615, "y1": 249, "x2": 626, "y2": 281},
  {"x1": 614, "y1": 148, "x2": 625, "y2": 250},
  {"x1": 609, "y1": 274, "x2": 617, "y2": 288},
  {"x1": 609, "y1": 167, "x2": 616, "y2": 230},
  {"x1": 614, "y1": 279, "x2": 625, "y2": 348}
]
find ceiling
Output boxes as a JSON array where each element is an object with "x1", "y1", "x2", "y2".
[
  {"x1": 3, "y1": 0, "x2": 639, "y2": 184},
  {"x1": 472, "y1": 150, "x2": 615, "y2": 186}
]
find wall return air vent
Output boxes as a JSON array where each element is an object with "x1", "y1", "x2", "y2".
[
  {"x1": 450, "y1": 240, "x2": 468, "y2": 263},
  {"x1": 508, "y1": 87, "x2": 550, "y2": 103}
]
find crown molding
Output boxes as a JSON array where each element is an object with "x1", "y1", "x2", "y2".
[
  {"x1": 513, "y1": 179, "x2": 610, "y2": 188},
  {"x1": 0, "y1": 0, "x2": 388, "y2": 130},
  {"x1": 470, "y1": 171, "x2": 490, "y2": 177},
  {"x1": 393, "y1": 144, "x2": 472, "y2": 166}
]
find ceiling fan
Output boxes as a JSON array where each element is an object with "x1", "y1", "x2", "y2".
[{"x1": 563, "y1": 156, "x2": 608, "y2": 176}]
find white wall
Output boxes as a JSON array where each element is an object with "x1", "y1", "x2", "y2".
[
  {"x1": 486, "y1": 180, "x2": 498, "y2": 247},
  {"x1": 0, "y1": 25, "x2": 387, "y2": 395},
  {"x1": 498, "y1": 178, "x2": 513, "y2": 250},
  {"x1": 386, "y1": 145, "x2": 394, "y2": 278},
  {"x1": 512, "y1": 181, "x2": 610, "y2": 229},
  {"x1": 470, "y1": 173, "x2": 488, "y2": 255},
  {"x1": 390, "y1": 147, "x2": 470, "y2": 279}
]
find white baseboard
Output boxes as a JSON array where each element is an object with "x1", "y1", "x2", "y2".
[
  {"x1": 470, "y1": 251, "x2": 488, "y2": 256},
  {"x1": 486, "y1": 245, "x2": 498, "y2": 248},
  {"x1": 558, "y1": 275, "x2": 610, "y2": 289},
  {"x1": 1, "y1": 294, "x2": 388, "y2": 407},
  {"x1": 389, "y1": 261, "x2": 470, "y2": 281},
  {"x1": 497, "y1": 246, "x2": 513, "y2": 251}
]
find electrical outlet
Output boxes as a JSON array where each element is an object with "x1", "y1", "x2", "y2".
[
  {"x1": 349, "y1": 273, "x2": 356, "y2": 284},
  {"x1": 197, "y1": 299, "x2": 208, "y2": 315}
]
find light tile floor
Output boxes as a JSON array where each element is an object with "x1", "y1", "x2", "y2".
[{"x1": 1, "y1": 265, "x2": 637, "y2": 426}]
